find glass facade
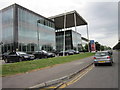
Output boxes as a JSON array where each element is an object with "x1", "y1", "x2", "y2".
[
  {"x1": 1, "y1": 6, "x2": 14, "y2": 53},
  {"x1": 0, "y1": 10, "x2": 2, "y2": 54},
  {"x1": 72, "y1": 31, "x2": 82, "y2": 51},
  {"x1": 17, "y1": 7, "x2": 55, "y2": 53},
  {"x1": 56, "y1": 30, "x2": 72, "y2": 51},
  {"x1": 1, "y1": 4, "x2": 55, "y2": 53},
  {"x1": 56, "y1": 30, "x2": 82, "y2": 52}
]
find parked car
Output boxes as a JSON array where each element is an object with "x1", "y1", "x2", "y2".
[
  {"x1": 33, "y1": 50, "x2": 48, "y2": 59},
  {"x1": 93, "y1": 51, "x2": 113, "y2": 66},
  {"x1": 4, "y1": 51, "x2": 35, "y2": 63},
  {"x1": 59, "y1": 50, "x2": 75, "y2": 56},
  {"x1": 33, "y1": 50, "x2": 55, "y2": 59},
  {"x1": 47, "y1": 52, "x2": 55, "y2": 58},
  {"x1": 66, "y1": 50, "x2": 74, "y2": 55},
  {"x1": 58, "y1": 51, "x2": 69, "y2": 56},
  {"x1": 67, "y1": 50, "x2": 80, "y2": 54},
  {"x1": 107, "y1": 50, "x2": 113, "y2": 55},
  {"x1": 2, "y1": 52, "x2": 10, "y2": 60}
]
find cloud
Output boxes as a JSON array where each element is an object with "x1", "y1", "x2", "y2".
[{"x1": 0, "y1": 0, "x2": 118, "y2": 47}]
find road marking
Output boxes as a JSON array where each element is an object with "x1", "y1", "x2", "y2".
[
  {"x1": 40, "y1": 64, "x2": 94, "y2": 89},
  {"x1": 59, "y1": 65, "x2": 94, "y2": 88}
]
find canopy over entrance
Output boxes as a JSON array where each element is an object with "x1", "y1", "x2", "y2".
[{"x1": 49, "y1": 10, "x2": 88, "y2": 30}]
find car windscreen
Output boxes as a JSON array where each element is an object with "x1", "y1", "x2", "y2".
[
  {"x1": 17, "y1": 52, "x2": 27, "y2": 55},
  {"x1": 95, "y1": 52, "x2": 108, "y2": 56},
  {"x1": 9, "y1": 52, "x2": 16, "y2": 55}
]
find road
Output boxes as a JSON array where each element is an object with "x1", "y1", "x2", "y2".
[
  {"x1": 2, "y1": 53, "x2": 94, "y2": 88},
  {"x1": 65, "y1": 51, "x2": 118, "y2": 88}
]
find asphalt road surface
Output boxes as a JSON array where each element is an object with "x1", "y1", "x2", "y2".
[{"x1": 65, "y1": 51, "x2": 118, "y2": 88}]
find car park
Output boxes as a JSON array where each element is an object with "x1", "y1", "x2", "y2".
[
  {"x1": 4, "y1": 51, "x2": 35, "y2": 63},
  {"x1": 93, "y1": 51, "x2": 113, "y2": 66}
]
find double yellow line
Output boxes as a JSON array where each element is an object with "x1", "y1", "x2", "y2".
[
  {"x1": 59, "y1": 65, "x2": 94, "y2": 88},
  {"x1": 41, "y1": 65, "x2": 94, "y2": 90}
]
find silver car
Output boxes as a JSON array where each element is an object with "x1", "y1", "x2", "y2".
[{"x1": 93, "y1": 51, "x2": 113, "y2": 66}]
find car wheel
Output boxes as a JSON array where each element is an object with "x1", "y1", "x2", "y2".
[
  {"x1": 19, "y1": 58, "x2": 22, "y2": 62},
  {"x1": 4, "y1": 58, "x2": 9, "y2": 63}
]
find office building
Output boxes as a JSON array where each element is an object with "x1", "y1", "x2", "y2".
[
  {"x1": 56, "y1": 30, "x2": 82, "y2": 51},
  {"x1": 0, "y1": 4, "x2": 56, "y2": 53},
  {"x1": 49, "y1": 10, "x2": 88, "y2": 52}
]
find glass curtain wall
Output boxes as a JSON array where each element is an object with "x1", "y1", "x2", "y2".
[
  {"x1": 56, "y1": 30, "x2": 72, "y2": 52},
  {"x1": 72, "y1": 31, "x2": 82, "y2": 51},
  {"x1": 1, "y1": 7, "x2": 14, "y2": 53},
  {"x1": 0, "y1": 10, "x2": 2, "y2": 54},
  {"x1": 56, "y1": 31, "x2": 64, "y2": 52},
  {"x1": 18, "y1": 7, "x2": 55, "y2": 53}
]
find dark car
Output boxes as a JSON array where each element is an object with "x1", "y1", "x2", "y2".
[
  {"x1": 33, "y1": 50, "x2": 55, "y2": 59},
  {"x1": 93, "y1": 51, "x2": 113, "y2": 66},
  {"x1": 47, "y1": 52, "x2": 55, "y2": 58},
  {"x1": 33, "y1": 50, "x2": 48, "y2": 59},
  {"x1": 107, "y1": 50, "x2": 113, "y2": 55},
  {"x1": 67, "y1": 50, "x2": 80, "y2": 54},
  {"x1": 58, "y1": 51, "x2": 69, "y2": 56},
  {"x1": 59, "y1": 50, "x2": 75, "y2": 56},
  {"x1": 2, "y1": 52, "x2": 10, "y2": 60},
  {"x1": 66, "y1": 50, "x2": 74, "y2": 55},
  {"x1": 4, "y1": 52, "x2": 35, "y2": 63}
]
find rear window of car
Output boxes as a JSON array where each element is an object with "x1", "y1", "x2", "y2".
[{"x1": 95, "y1": 52, "x2": 108, "y2": 56}]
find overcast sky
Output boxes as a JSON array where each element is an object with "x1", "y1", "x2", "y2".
[{"x1": 0, "y1": 0, "x2": 119, "y2": 48}]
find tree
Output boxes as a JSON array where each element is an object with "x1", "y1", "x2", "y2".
[
  {"x1": 84, "y1": 44, "x2": 88, "y2": 52},
  {"x1": 95, "y1": 42, "x2": 101, "y2": 51},
  {"x1": 113, "y1": 41, "x2": 120, "y2": 50},
  {"x1": 100, "y1": 45, "x2": 105, "y2": 51}
]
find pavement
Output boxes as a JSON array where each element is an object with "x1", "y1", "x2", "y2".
[{"x1": 2, "y1": 56, "x2": 93, "y2": 88}]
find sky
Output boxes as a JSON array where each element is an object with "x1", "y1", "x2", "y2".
[{"x1": 0, "y1": 0, "x2": 119, "y2": 48}]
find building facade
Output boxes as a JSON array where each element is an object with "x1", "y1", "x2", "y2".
[
  {"x1": 81, "y1": 37, "x2": 89, "y2": 47},
  {"x1": 0, "y1": 4, "x2": 56, "y2": 53},
  {"x1": 56, "y1": 30, "x2": 82, "y2": 52}
]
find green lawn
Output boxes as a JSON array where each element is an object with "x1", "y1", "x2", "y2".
[{"x1": 1, "y1": 52, "x2": 94, "y2": 77}]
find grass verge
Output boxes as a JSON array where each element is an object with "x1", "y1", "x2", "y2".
[{"x1": 1, "y1": 52, "x2": 94, "y2": 77}]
